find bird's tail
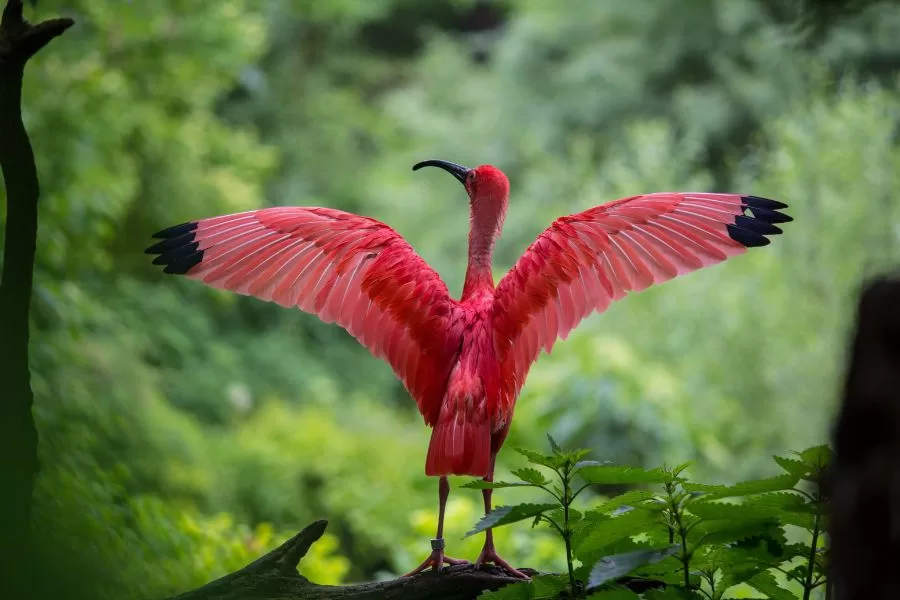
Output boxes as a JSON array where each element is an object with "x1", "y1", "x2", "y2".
[{"x1": 425, "y1": 394, "x2": 491, "y2": 477}]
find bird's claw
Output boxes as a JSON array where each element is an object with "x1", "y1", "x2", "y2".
[
  {"x1": 475, "y1": 546, "x2": 530, "y2": 579},
  {"x1": 403, "y1": 541, "x2": 469, "y2": 576}
]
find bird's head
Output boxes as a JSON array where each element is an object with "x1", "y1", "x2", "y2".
[{"x1": 412, "y1": 159, "x2": 510, "y2": 206}]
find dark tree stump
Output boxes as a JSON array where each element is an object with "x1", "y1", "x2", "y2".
[{"x1": 828, "y1": 274, "x2": 900, "y2": 600}]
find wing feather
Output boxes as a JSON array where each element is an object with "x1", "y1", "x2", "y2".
[
  {"x1": 491, "y1": 192, "x2": 791, "y2": 410},
  {"x1": 147, "y1": 207, "x2": 460, "y2": 424}
]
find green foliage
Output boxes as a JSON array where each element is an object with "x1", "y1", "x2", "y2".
[
  {"x1": 473, "y1": 443, "x2": 832, "y2": 599},
  {"x1": 4, "y1": 1, "x2": 895, "y2": 596}
]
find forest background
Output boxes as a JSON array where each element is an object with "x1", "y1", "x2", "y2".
[{"x1": 4, "y1": 1, "x2": 899, "y2": 598}]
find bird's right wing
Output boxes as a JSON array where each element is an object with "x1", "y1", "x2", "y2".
[
  {"x1": 146, "y1": 206, "x2": 461, "y2": 425},
  {"x1": 491, "y1": 193, "x2": 791, "y2": 410}
]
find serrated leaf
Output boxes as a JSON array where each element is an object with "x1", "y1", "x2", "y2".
[
  {"x1": 547, "y1": 434, "x2": 562, "y2": 454},
  {"x1": 587, "y1": 546, "x2": 679, "y2": 589},
  {"x1": 688, "y1": 500, "x2": 785, "y2": 522},
  {"x1": 579, "y1": 465, "x2": 669, "y2": 485},
  {"x1": 798, "y1": 445, "x2": 833, "y2": 469},
  {"x1": 688, "y1": 518, "x2": 784, "y2": 548},
  {"x1": 747, "y1": 571, "x2": 797, "y2": 600},
  {"x1": 585, "y1": 590, "x2": 641, "y2": 600},
  {"x1": 773, "y1": 455, "x2": 810, "y2": 478},
  {"x1": 575, "y1": 508, "x2": 661, "y2": 556},
  {"x1": 511, "y1": 467, "x2": 550, "y2": 485},
  {"x1": 515, "y1": 447, "x2": 563, "y2": 470},
  {"x1": 683, "y1": 474, "x2": 799, "y2": 499},
  {"x1": 645, "y1": 588, "x2": 705, "y2": 599},
  {"x1": 594, "y1": 490, "x2": 657, "y2": 514},
  {"x1": 669, "y1": 461, "x2": 693, "y2": 478},
  {"x1": 462, "y1": 480, "x2": 534, "y2": 490},
  {"x1": 465, "y1": 503, "x2": 558, "y2": 537}
]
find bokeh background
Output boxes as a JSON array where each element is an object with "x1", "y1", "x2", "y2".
[{"x1": 5, "y1": 1, "x2": 900, "y2": 598}]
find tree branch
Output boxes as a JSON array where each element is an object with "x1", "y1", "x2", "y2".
[
  {"x1": 0, "y1": 0, "x2": 72, "y2": 593},
  {"x1": 167, "y1": 520, "x2": 537, "y2": 600}
]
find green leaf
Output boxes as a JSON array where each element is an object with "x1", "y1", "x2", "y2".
[
  {"x1": 587, "y1": 546, "x2": 679, "y2": 590},
  {"x1": 515, "y1": 447, "x2": 563, "y2": 470},
  {"x1": 575, "y1": 460, "x2": 612, "y2": 470},
  {"x1": 747, "y1": 571, "x2": 797, "y2": 600},
  {"x1": 464, "y1": 503, "x2": 558, "y2": 538},
  {"x1": 688, "y1": 518, "x2": 785, "y2": 548},
  {"x1": 798, "y1": 445, "x2": 833, "y2": 469},
  {"x1": 575, "y1": 508, "x2": 661, "y2": 556},
  {"x1": 682, "y1": 474, "x2": 799, "y2": 499},
  {"x1": 578, "y1": 466, "x2": 669, "y2": 485},
  {"x1": 594, "y1": 490, "x2": 657, "y2": 514},
  {"x1": 462, "y1": 480, "x2": 534, "y2": 490},
  {"x1": 511, "y1": 467, "x2": 550, "y2": 486},
  {"x1": 585, "y1": 589, "x2": 641, "y2": 599},
  {"x1": 477, "y1": 582, "x2": 532, "y2": 599},
  {"x1": 669, "y1": 462, "x2": 692, "y2": 478},
  {"x1": 547, "y1": 434, "x2": 562, "y2": 454},
  {"x1": 773, "y1": 455, "x2": 810, "y2": 478},
  {"x1": 531, "y1": 574, "x2": 569, "y2": 598}
]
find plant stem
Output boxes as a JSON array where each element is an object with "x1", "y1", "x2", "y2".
[
  {"x1": 561, "y1": 463, "x2": 576, "y2": 594},
  {"x1": 668, "y1": 485, "x2": 691, "y2": 593},
  {"x1": 802, "y1": 512, "x2": 821, "y2": 600}
]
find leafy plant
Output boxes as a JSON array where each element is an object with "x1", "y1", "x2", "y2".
[{"x1": 467, "y1": 440, "x2": 832, "y2": 599}]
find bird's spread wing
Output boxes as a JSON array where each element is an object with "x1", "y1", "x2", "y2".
[
  {"x1": 491, "y1": 193, "x2": 791, "y2": 405},
  {"x1": 146, "y1": 206, "x2": 460, "y2": 424}
]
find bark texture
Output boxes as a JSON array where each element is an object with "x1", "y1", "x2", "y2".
[
  {"x1": 168, "y1": 520, "x2": 536, "y2": 600},
  {"x1": 0, "y1": 0, "x2": 72, "y2": 594}
]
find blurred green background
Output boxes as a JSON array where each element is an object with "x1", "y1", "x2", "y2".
[{"x1": 3, "y1": 0, "x2": 899, "y2": 598}]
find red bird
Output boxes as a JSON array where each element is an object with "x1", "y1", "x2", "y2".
[{"x1": 146, "y1": 159, "x2": 791, "y2": 578}]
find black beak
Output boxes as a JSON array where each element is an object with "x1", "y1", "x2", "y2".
[{"x1": 412, "y1": 159, "x2": 470, "y2": 185}]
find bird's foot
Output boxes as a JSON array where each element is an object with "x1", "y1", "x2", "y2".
[
  {"x1": 475, "y1": 544, "x2": 530, "y2": 579},
  {"x1": 402, "y1": 539, "x2": 469, "y2": 576}
]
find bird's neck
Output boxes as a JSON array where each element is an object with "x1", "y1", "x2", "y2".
[{"x1": 462, "y1": 197, "x2": 506, "y2": 302}]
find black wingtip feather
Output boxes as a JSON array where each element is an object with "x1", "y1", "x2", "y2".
[
  {"x1": 162, "y1": 251, "x2": 204, "y2": 274},
  {"x1": 151, "y1": 221, "x2": 198, "y2": 240},
  {"x1": 734, "y1": 215, "x2": 783, "y2": 236},
  {"x1": 727, "y1": 224, "x2": 771, "y2": 247},
  {"x1": 727, "y1": 195, "x2": 792, "y2": 248},
  {"x1": 146, "y1": 221, "x2": 203, "y2": 275},
  {"x1": 743, "y1": 195, "x2": 788, "y2": 210}
]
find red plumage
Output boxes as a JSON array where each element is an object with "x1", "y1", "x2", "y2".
[{"x1": 147, "y1": 160, "x2": 791, "y2": 576}]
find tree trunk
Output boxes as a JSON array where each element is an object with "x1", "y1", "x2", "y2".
[
  {"x1": 828, "y1": 273, "x2": 900, "y2": 600},
  {"x1": 0, "y1": 0, "x2": 72, "y2": 594}
]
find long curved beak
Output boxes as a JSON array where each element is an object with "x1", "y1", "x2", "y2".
[{"x1": 412, "y1": 159, "x2": 470, "y2": 185}]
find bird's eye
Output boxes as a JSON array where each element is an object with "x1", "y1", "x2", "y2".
[{"x1": 467, "y1": 171, "x2": 477, "y2": 185}]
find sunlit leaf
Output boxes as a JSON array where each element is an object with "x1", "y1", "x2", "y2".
[
  {"x1": 575, "y1": 509, "x2": 660, "y2": 556},
  {"x1": 511, "y1": 467, "x2": 551, "y2": 486},
  {"x1": 464, "y1": 503, "x2": 558, "y2": 538},
  {"x1": 578, "y1": 466, "x2": 669, "y2": 485},
  {"x1": 515, "y1": 447, "x2": 563, "y2": 470},
  {"x1": 683, "y1": 474, "x2": 799, "y2": 499},
  {"x1": 593, "y1": 490, "x2": 657, "y2": 514}
]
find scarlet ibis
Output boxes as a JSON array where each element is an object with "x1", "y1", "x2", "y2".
[{"x1": 146, "y1": 159, "x2": 791, "y2": 578}]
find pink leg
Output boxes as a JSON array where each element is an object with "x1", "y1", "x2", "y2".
[
  {"x1": 474, "y1": 452, "x2": 529, "y2": 579},
  {"x1": 403, "y1": 476, "x2": 469, "y2": 576}
]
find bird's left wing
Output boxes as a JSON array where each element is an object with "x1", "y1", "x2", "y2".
[
  {"x1": 491, "y1": 193, "x2": 791, "y2": 407},
  {"x1": 146, "y1": 206, "x2": 460, "y2": 424}
]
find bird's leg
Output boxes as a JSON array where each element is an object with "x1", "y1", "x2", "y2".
[
  {"x1": 475, "y1": 452, "x2": 529, "y2": 579},
  {"x1": 403, "y1": 476, "x2": 469, "y2": 576}
]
